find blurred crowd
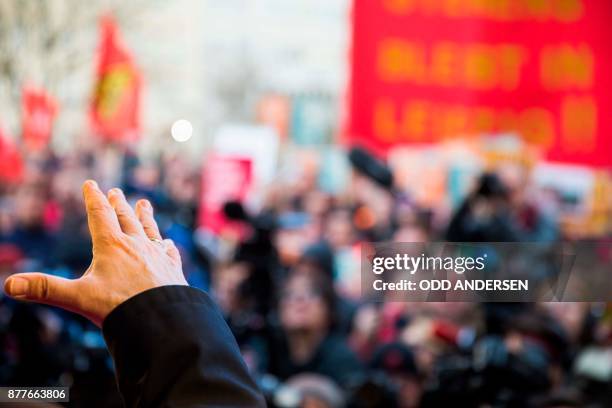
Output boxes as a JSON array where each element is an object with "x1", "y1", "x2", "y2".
[{"x1": 0, "y1": 144, "x2": 610, "y2": 408}]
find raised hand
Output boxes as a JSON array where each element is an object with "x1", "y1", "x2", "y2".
[{"x1": 3, "y1": 180, "x2": 187, "y2": 326}]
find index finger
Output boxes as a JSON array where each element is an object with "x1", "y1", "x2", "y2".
[{"x1": 83, "y1": 180, "x2": 122, "y2": 245}]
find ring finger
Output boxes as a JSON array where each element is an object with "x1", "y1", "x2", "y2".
[{"x1": 135, "y1": 199, "x2": 163, "y2": 241}]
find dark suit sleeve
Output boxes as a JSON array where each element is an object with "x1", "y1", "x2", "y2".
[{"x1": 102, "y1": 285, "x2": 266, "y2": 407}]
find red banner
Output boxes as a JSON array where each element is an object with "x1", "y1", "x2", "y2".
[
  {"x1": 198, "y1": 154, "x2": 253, "y2": 235},
  {"x1": 345, "y1": 0, "x2": 611, "y2": 167},
  {"x1": 21, "y1": 86, "x2": 58, "y2": 151},
  {"x1": 90, "y1": 15, "x2": 141, "y2": 143}
]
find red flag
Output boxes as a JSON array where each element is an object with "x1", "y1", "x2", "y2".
[
  {"x1": 21, "y1": 86, "x2": 58, "y2": 151},
  {"x1": 0, "y1": 125, "x2": 24, "y2": 184},
  {"x1": 90, "y1": 15, "x2": 141, "y2": 142}
]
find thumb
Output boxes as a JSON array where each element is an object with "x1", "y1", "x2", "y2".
[{"x1": 4, "y1": 273, "x2": 82, "y2": 311}]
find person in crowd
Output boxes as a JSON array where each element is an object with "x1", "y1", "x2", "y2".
[
  {"x1": 446, "y1": 172, "x2": 520, "y2": 242},
  {"x1": 2, "y1": 183, "x2": 57, "y2": 267},
  {"x1": 255, "y1": 269, "x2": 364, "y2": 388},
  {"x1": 369, "y1": 342, "x2": 423, "y2": 408}
]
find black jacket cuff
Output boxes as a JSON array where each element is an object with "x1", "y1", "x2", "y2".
[
  {"x1": 102, "y1": 285, "x2": 212, "y2": 335},
  {"x1": 102, "y1": 285, "x2": 265, "y2": 407}
]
